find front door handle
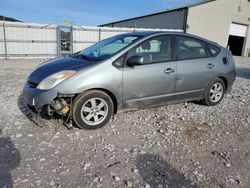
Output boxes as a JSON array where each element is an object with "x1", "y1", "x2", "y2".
[
  {"x1": 164, "y1": 68, "x2": 175, "y2": 74},
  {"x1": 207, "y1": 63, "x2": 215, "y2": 69}
]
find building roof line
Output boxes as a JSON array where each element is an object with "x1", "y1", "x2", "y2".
[{"x1": 99, "y1": 0, "x2": 215, "y2": 27}]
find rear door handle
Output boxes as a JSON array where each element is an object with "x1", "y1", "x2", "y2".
[
  {"x1": 207, "y1": 63, "x2": 214, "y2": 69},
  {"x1": 164, "y1": 68, "x2": 175, "y2": 74}
]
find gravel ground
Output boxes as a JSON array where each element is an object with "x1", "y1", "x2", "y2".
[{"x1": 0, "y1": 57, "x2": 249, "y2": 188}]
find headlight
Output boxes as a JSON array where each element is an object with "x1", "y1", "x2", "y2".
[{"x1": 37, "y1": 70, "x2": 76, "y2": 90}]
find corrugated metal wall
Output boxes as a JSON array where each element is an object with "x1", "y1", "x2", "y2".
[
  {"x1": 0, "y1": 21, "x2": 57, "y2": 59},
  {"x1": 0, "y1": 21, "x2": 181, "y2": 59},
  {"x1": 187, "y1": 0, "x2": 250, "y2": 56},
  {"x1": 102, "y1": 9, "x2": 187, "y2": 30},
  {"x1": 71, "y1": 26, "x2": 180, "y2": 53},
  {"x1": 72, "y1": 26, "x2": 136, "y2": 52}
]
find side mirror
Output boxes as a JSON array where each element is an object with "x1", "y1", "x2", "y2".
[{"x1": 127, "y1": 55, "x2": 144, "y2": 67}]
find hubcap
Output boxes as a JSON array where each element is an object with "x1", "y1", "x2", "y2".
[
  {"x1": 209, "y1": 82, "x2": 223, "y2": 103},
  {"x1": 80, "y1": 98, "x2": 108, "y2": 126}
]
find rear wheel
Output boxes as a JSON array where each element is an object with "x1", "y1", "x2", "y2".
[
  {"x1": 202, "y1": 78, "x2": 225, "y2": 106},
  {"x1": 72, "y1": 90, "x2": 114, "y2": 129}
]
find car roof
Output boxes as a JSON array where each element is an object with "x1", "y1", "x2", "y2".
[
  {"x1": 120, "y1": 31, "x2": 160, "y2": 37},
  {"x1": 121, "y1": 31, "x2": 220, "y2": 47}
]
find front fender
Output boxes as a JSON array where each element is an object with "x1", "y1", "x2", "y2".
[{"x1": 55, "y1": 61, "x2": 123, "y2": 108}]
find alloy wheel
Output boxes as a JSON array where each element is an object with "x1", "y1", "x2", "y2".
[
  {"x1": 80, "y1": 97, "x2": 108, "y2": 126},
  {"x1": 209, "y1": 82, "x2": 223, "y2": 103}
]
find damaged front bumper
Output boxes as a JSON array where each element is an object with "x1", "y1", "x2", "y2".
[
  {"x1": 23, "y1": 85, "x2": 74, "y2": 116},
  {"x1": 23, "y1": 84, "x2": 58, "y2": 112}
]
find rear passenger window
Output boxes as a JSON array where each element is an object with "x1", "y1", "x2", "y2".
[
  {"x1": 176, "y1": 36, "x2": 208, "y2": 60},
  {"x1": 208, "y1": 44, "x2": 220, "y2": 56}
]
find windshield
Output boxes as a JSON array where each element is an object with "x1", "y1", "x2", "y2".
[{"x1": 78, "y1": 35, "x2": 141, "y2": 61}]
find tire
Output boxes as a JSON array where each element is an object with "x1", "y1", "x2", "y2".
[
  {"x1": 201, "y1": 78, "x2": 225, "y2": 106},
  {"x1": 72, "y1": 90, "x2": 114, "y2": 129}
]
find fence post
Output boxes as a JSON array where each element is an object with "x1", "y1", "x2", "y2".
[
  {"x1": 70, "y1": 26, "x2": 73, "y2": 54},
  {"x1": 56, "y1": 26, "x2": 61, "y2": 57},
  {"x1": 99, "y1": 28, "x2": 101, "y2": 42},
  {"x1": 3, "y1": 21, "x2": 8, "y2": 60}
]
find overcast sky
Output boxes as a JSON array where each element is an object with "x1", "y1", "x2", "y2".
[{"x1": 0, "y1": 0, "x2": 202, "y2": 25}]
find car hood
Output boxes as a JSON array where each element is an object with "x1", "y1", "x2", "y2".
[{"x1": 29, "y1": 57, "x2": 90, "y2": 84}]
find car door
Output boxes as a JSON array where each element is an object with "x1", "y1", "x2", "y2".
[
  {"x1": 122, "y1": 35, "x2": 176, "y2": 108},
  {"x1": 175, "y1": 35, "x2": 218, "y2": 100}
]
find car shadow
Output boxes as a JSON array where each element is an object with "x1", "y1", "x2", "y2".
[
  {"x1": 136, "y1": 154, "x2": 199, "y2": 188},
  {"x1": 236, "y1": 67, "x2": 250, "y2": 79},
  {"x1": 17, "y1": 94, "x2": 51, "y2": 127},
  {"x1": 0, "y1": 129, "x2": 21, "y2": 188}
]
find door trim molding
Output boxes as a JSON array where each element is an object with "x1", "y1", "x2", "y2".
[{"x1": 126, "y1": 92, "x2": 174, "y2": 103}]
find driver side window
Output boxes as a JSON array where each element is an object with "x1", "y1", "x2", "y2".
[{"x1": 127, "y1": 35, "x2": 172, "y2": 64}]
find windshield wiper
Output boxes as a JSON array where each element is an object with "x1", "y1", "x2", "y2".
[
  {"x1": 70, "y1": 53, "x2": 90, "y2": 62},
  {"x1": 68, "y1": 53, "x2": 78, "y2": 58},
  {"x1": 77, "y1": 54, "x2": 90, "y2": 61}
]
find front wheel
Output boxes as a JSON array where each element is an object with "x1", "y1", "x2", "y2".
[
  {"x1": 72, "y1": 90, "x2": 114, "y2": 129},
  {"x1": 201, "y1": 78, "x2": 225, "y2": 106}
]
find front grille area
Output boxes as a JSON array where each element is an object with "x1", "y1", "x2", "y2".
[{"x1": 27, "y1": 80, "x2": 38, "y2": 88}]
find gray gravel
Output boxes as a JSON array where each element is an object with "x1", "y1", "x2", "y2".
[{"x1": 0, "y1": 57, "x2": 249, "y2": 188}]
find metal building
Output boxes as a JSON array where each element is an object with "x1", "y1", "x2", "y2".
[{"x1": 100, "y1": 0, "x2": 250, "y2": 57}]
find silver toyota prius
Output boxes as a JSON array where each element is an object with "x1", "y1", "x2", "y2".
[{"x1": 23, "y1": 31, "x2": 236, "y2": 129}]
